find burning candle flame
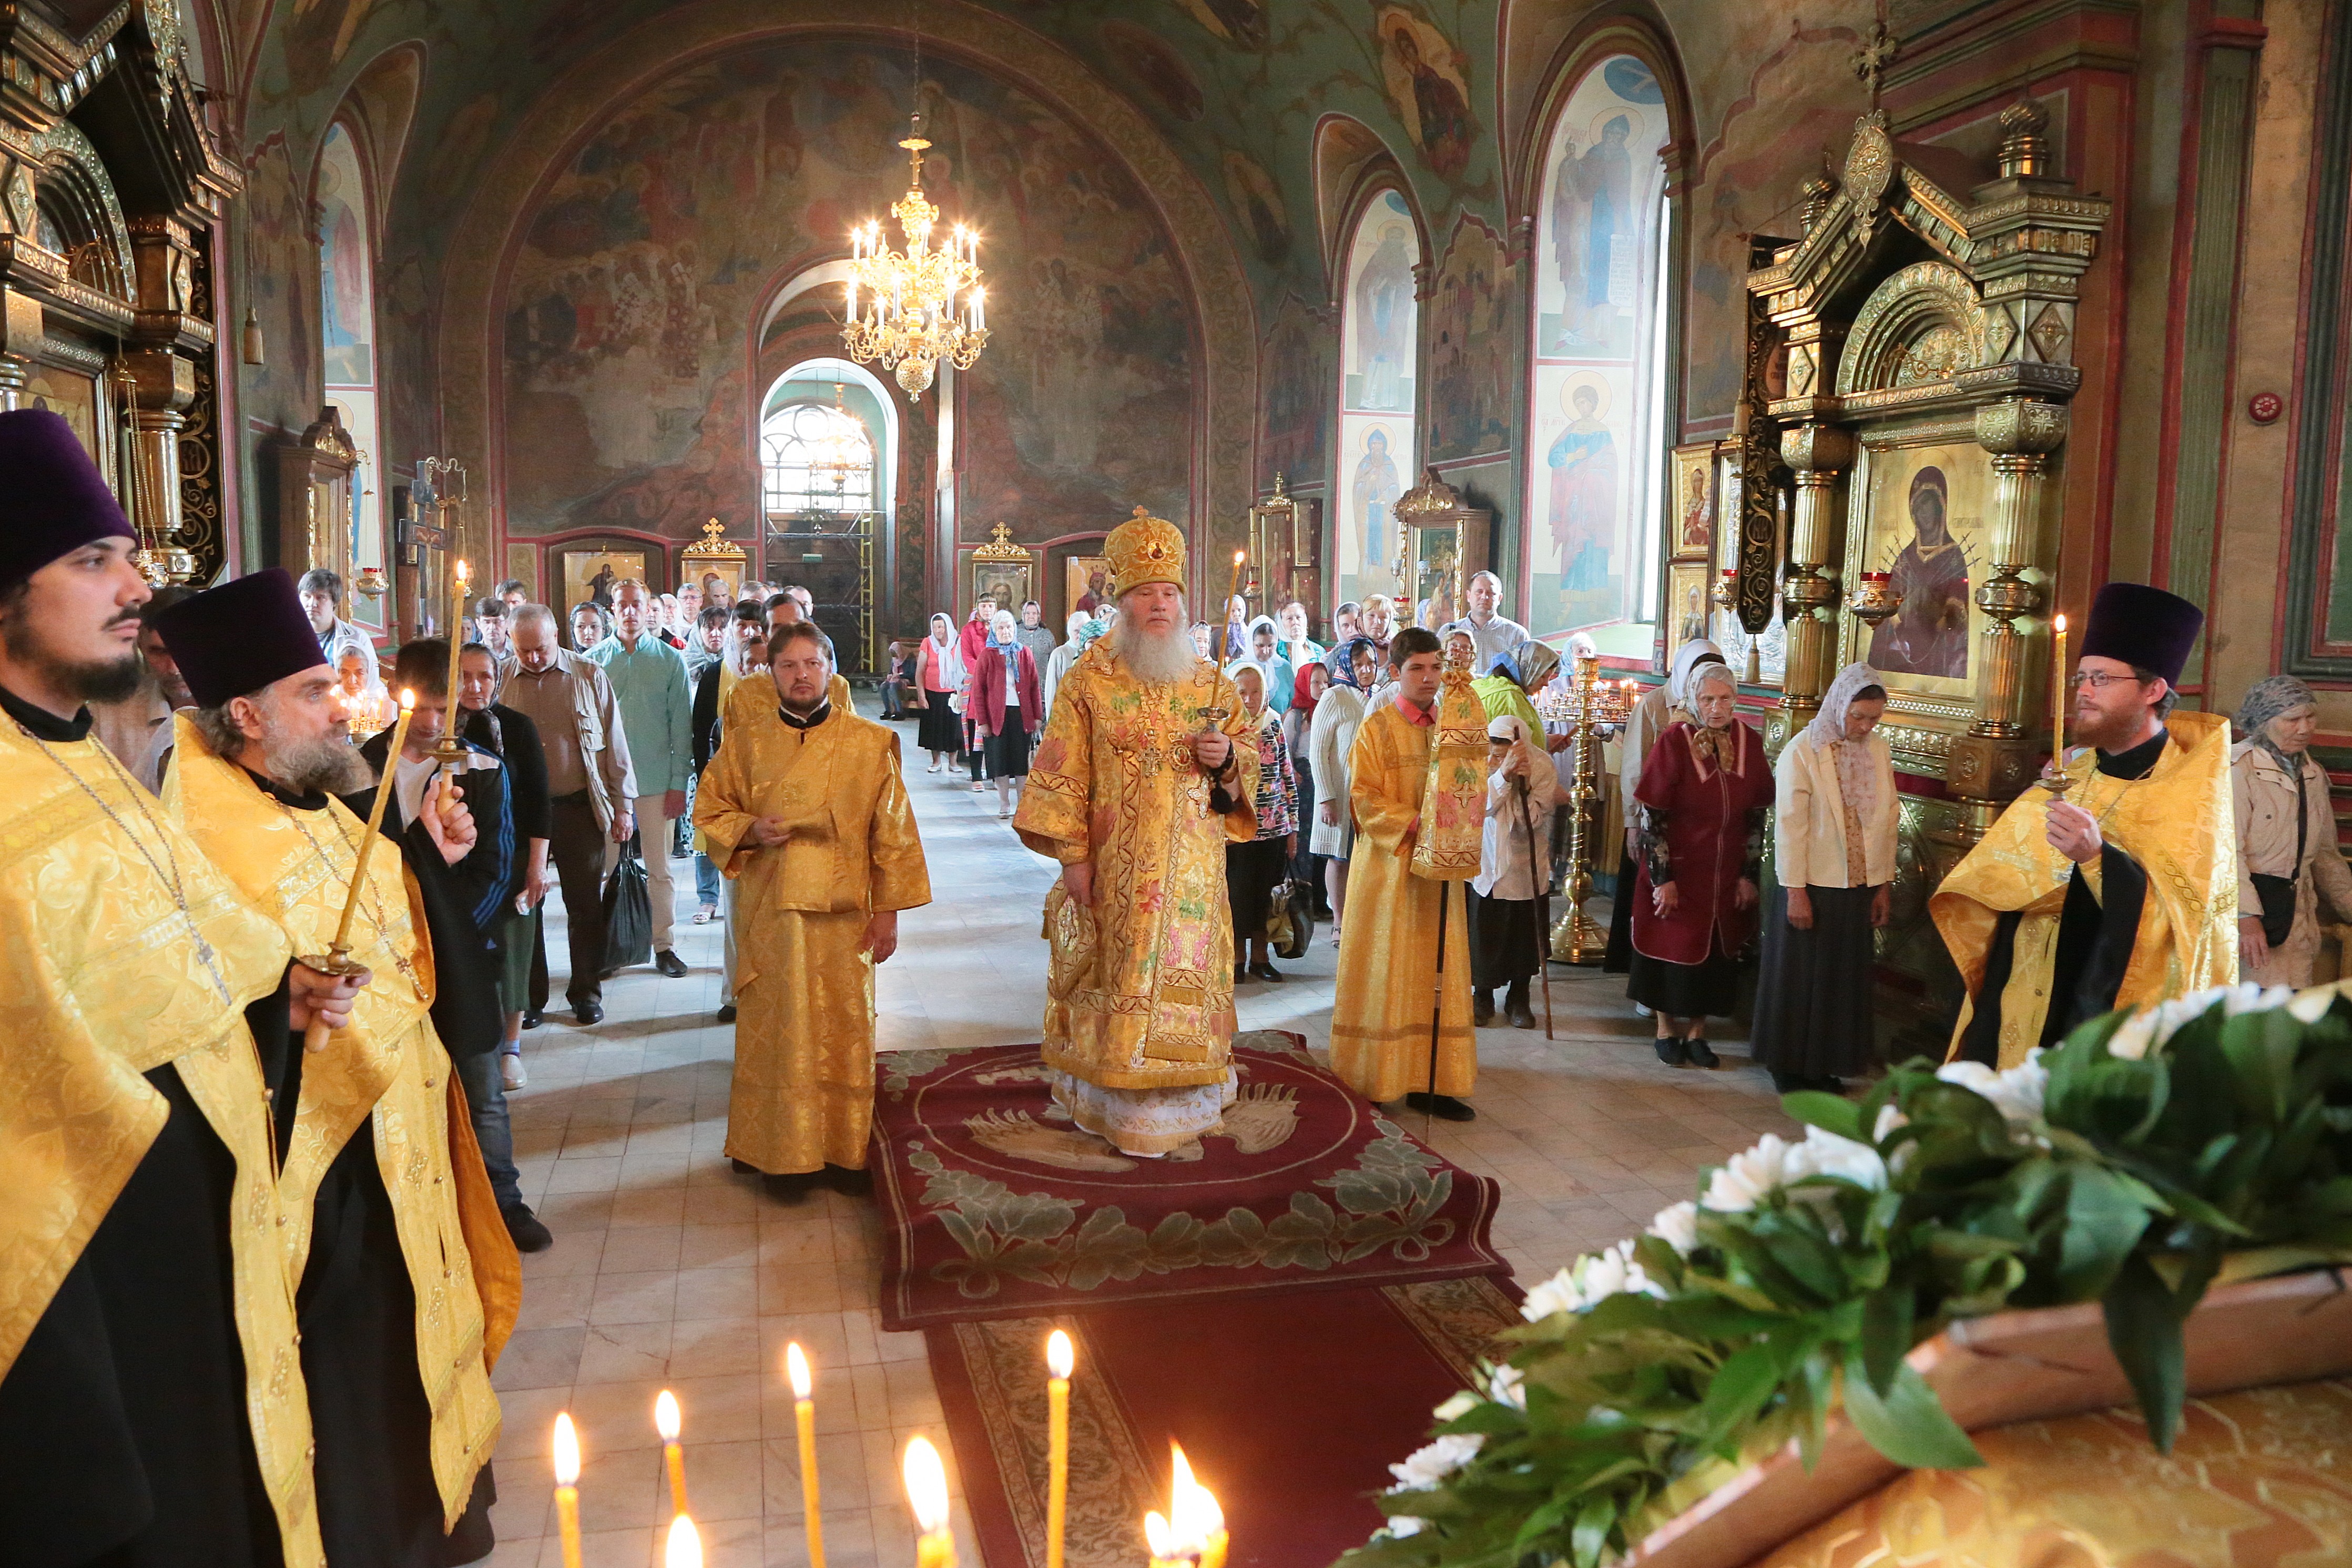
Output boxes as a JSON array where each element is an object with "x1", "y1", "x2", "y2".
[
  {"x1": 2054, "y1": 613, "x2": 2067, "y2": 634},
  {"x1": 655, "y1": 1389, "x2": 680, "y2": 1442},
  {"x1": 1144, "y1": 1512, "x2": 1173, "y2": 1558},
  {"x1": 1046, "y1": 1329, "x2": 1073, "y2": 1380},
  {"x1": 664, "y1": 1515, "x2": 702, "y2": 1568},
  {"x1": 399, "y1": 688, "x2": 417, "y2": 711},
  {"x1": 787, "y1": 1342, "x2": 813, "y2": 1401},
  {"x1": 1166, "y1": 1443, "x2": 1224, "y2": 1552},
  {"x1": 455, "y1": 558, "x2": 469, "y2": 583},
  {"x1": 552, "y1": 1412, "x2": 579, "y2": 1486},
  {"x1": 903, "y1": 1436, "x2": 951, "y2": 1533}
]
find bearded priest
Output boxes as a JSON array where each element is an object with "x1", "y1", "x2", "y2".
[
  {"x1": 0, "y1": 412, "x2": 364, "y2": 1568},
  {"x1": 1932, "y1": 583, "x2": 2237, "y2": 1067},
  {"x1": 1012, "y1": 508, "x2": 1261, "y2": 1157},
  {"x1": 694, "y1": 620, "x2": 930, "y2": 1184},
  {"x1": 155, "y1": 569, "x2": 509, "y2": 1568}
]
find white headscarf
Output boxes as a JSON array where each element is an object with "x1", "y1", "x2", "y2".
[
  {"x1": 1666, "y1": 638, "x2": 1727, "y2": 709},
  {"x1": 1806, "y1": 661, "x2": 1886, "y2": 748}
]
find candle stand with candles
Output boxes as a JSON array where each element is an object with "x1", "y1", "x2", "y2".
[{"x1": 1544, "y1": 659, "x2": 1633, "y2": 965}]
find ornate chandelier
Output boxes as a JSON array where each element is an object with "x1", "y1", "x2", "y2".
[
  {"x1": 842, "y1": 112, "x2": 987, "y2": 395},
  {"x1": 807, "y1": 383, "x2": 868, "y2": 506}
]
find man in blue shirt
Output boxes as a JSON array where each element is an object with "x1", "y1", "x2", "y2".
[{"x1": 587, "y1": 579, "x2": 694, "y2": 977}]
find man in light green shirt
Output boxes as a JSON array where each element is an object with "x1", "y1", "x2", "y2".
[{"x1": 587, "y1": 579, "x2": 694, "y2": 976}]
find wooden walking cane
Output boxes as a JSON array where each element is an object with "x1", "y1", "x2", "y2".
[{"x1": 1514, "y1": 770, "x2": 1554, "y2": 1040}]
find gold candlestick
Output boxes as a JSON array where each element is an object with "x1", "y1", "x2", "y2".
[
  {"x1": 1045, "y1": 1330, "x2": 1073, "y2": 1568},
  {"x1": 552, "y1": 1413, "x2": 584, "y2": 1568},
  {"x1": 654, "y1": 1389, "x2": 689, "y2": 1520},
  {"x1": 431, "y1": 559, "x2": 479, "y2": 770},
  {"x1": 787, "y1": 1344, "x2": 827, "y2": 1568},
  {"x1": 295, "y1": 687, "x2": 415, "y2": 1053},
  {"x1": 1549, "y1": 661, "x2": 1630, "y2": 964},
  {"x1": 903, "y1": 1437, "x2": 956, "y2": 1568}
]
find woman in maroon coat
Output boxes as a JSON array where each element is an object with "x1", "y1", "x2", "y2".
[
  {"x1": 1630, "y1": 660, "x2": 1772, "y2": 1066},
  {"x1": 971, "y1": 608, "x2": 1044, "y2": 819}
]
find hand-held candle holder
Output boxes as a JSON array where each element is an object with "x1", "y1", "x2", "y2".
[
  {"x1": 904, "y1": 1437, "x2": 957, "y2": 1568},
  {"x1": 787, "y1": 1344, "x2": 827, "y2": 1568},
  {"x1": 431, "y1": 559, "x2": 484, "y2": 772},
  {"x1": 654, "y1": 1389, "x2": 689, "y2": 1520},
  {"x1": 552, "y1": 1414, "x2": 584, "y2": 1568},
  {"x1": 295, "y1": 688, "x2": 416, "y2": 1052},
  {"x1": 2044, "y1": 612, "x2": 2073, "y2": 800}
]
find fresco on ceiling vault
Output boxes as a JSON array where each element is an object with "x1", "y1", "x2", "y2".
[
  {"x1": 1424, "y1": 214, "x2": 1513, "y2": 464},
  {"x1": 497, "y1": 42, "x2": 1195, "y2": 542},
  {"x1": 281, "y1": 0, "x2": 386, "y2": 97},
  {"x1": 1099, "y1": 18, "x2": 1205, "y2": 121},
  {"x1": 1174, "y1": 0, "x2": 1267, "y2": 47},
  {"x1": 1221, "y1": 147, "x2": 1290, "y2": 266},
  {"x1": 1258, "y1": 292, "x2": 1331, "y2": 488},
  {"x1": 1374, "y1": 7, "x2": 1476, "y2": 180}
]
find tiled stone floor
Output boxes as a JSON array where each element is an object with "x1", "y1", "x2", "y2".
[{"x1": 483, "y1": 715, "x2": 1798, "y2": 1567}]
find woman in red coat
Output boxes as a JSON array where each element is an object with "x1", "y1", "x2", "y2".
[
  {"x1": 1630, "y1": 660, "x2": 1772, "y2": 1067},
  {"x1": 970, "y1": 608, "x2": 1044, "y2": 819}
]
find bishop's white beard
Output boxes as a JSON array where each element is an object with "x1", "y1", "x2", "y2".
[{"x1": 1112, "y1": 615, "x2": 1199, "y2": 687}]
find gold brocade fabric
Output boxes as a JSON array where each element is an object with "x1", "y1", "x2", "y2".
[
  {"x1": 694, "y1": 705, "x2": 930, "y2": 1173},
  {"x1": 721, "y1": 667, "x2": 853, "y2": 737},
  {"x1": 1411, "y1": 666, "x2": 1490, "y2": 881},
  {"x1": 163, "y1": 718, "x2": 505, "y2": 1528},
  {"x1": 0, "y1": 718, "x2": 324, "y2": 1567},
  {"x1": 1931, "y1": 710, "x2": 2238, "y2": 1067},
  {"x1": 1751, "y1": 1378, "x2": 2352, "y2": 1568},
  {"x1": 1011, "y1": 649, "x2": 1262, "y2": 1093},
  {"x1": 1330, "y1": 705, "x2": 1476, "y2": 1101}
]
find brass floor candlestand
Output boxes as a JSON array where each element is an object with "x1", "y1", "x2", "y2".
[{"x1": 1545, "y1": 657, "x2": 1632, "y2": 965}]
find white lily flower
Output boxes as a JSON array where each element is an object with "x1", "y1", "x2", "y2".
[
  {"x1": 1701, "y1": 1133, "x2": 1801, "y2": 1213},
  {"x1": 1388, "y1": 1433, "x2": 1485, "y2": 1491},
  {"x1": 1433, "y1": 1390, "x2": 1477, "y2": 1422},
  {"x1": 1872, "y1": 1102, "x2": 1910, "y2": 1142},
  {"x1": 1796, "y1": 1124, "x2": 1888, "y2": 1190},
  {"x1": 1385, "y1": 1516, "x2": 1428, "y2": 1538},
  {"x1": 2289, "y1": 985, "x2": 2338, "y2": 1023},
  {"x1": 1520, "y1": 1265, "x2": 1583, "y2": 1322},
  {"x1": 1486, "y1": 1362, "x2": 1527, "y2": 1410},
  {"x1": 1936, "y1": 1050, "x2": 2048, "y2": 1124},
  {"x1": 1646, "y1": 1200, "x2": 1699, "y2": 1256}
]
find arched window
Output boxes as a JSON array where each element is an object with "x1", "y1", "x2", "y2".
[
  {"x1": 1525, "y1": 55, "x2": 1672, "y2": 653},
  {"x1": 762, "y1": 399, "x2": 875, "y2": 517},
  {"x1": 1337, "y1": 188, "x2": 1420, "y2": 604},
  {"x1": 317, "y1": 124, "x2": 384, "y2": 632}
]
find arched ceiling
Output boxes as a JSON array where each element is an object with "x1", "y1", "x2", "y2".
[{"x1": 225, "y1": 0, "x2": 1503, "y2": 311}]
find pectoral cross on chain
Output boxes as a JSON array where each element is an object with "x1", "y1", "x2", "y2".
[{"x1": 1851, "y1": 22, "x2": 1898, "y2": 106}]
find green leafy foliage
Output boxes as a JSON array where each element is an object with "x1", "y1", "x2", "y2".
[{"x1": 1343, "y1": 985, "x2": 2352, "y2": 1568}]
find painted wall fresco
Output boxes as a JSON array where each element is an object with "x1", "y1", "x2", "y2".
[
  {"x1": 1373, "y1": 7, "x2": 1477, "y2": 180},
  {"x1": 1336, "y1": 188, "x2": 1418, "y2": 605},
  {"x1": 1525, "y1": 54, "x2": 1669, "y2": 649},
  {"x1": 1258, "y1": 291, "x2": 1331, "y2": 489},
  {"x1": 496, "y1": 42, "x2": 1195, "y2": 545},
  {"x1": 317, "y1": 124, "x2": 385, "y2": 618},
  {"x1": 1424, "y1": 214, "x2": 1513, "y2": 463}
]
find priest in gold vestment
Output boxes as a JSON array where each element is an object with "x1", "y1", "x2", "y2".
[
  {"x1": 156, "y1": 569, "x2": 509, "y2": 1565},
  {"x1": 695, "y1": 620, "x2": 930, "y2": 1178},
  {"x1": 1013, "y1": 509, "x2": 1260, "y2": 1156},
  {"x1": 1330, "y1": 627, "x2": 1479, "y2": 1116},
  {"x1": 0, "y1": 411, "x2": 368, "y2": 1567},
  {"x1": 1933, "y1": 584, "x2": 2237, "y2": 1067}
]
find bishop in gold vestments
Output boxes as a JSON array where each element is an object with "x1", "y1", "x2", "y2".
[
  {"x1": 695, "y1": 630, "x2": 930, "y2": 1175},
  {"x1": 1330, "y1": 633, "x2": 1478, "y2": 1106},
  {"x1": 1013, "y1": 510, "x2": 1260, "y2": 1156},
  {"x1": 1932, "y1": 584, "x2": 2236, "y2": 1066}
]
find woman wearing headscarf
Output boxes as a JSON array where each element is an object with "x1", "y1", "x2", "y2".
[
  {"x1": 1471, "y1": 713, "x2": 1560, "y2": 1029},
  {"x1": 1226, "y1": 663, "x2": 1298, "y2": 981},
  {"x1": 2232, "y1": 675, "x2": 2352, "y2": 987},
  {"x1": 1277, "y1": 600, "x2": 1325, "y2": 672},
  {"x1": 1043, "y1": 610, "x2": 1102, "y2": 716},
  {"x1": 1310, "y1": 636, "x2": 1379, "y2": 945},
  {"x1": 1605, "y1": 638, "x2": 1726, "y2": 977},
  {"x1": 1282, "y1": 660, "x2": 1330, "y2": 902},
  {"x1": 971, "y1": 608, "x2": 1044, "y2": 818},
  {"x1": 1751, "y1": 663, "x2": 1898, "y2": 1092},
  {"x1": 1630, "y1": 659, "x2": 1770, "y2": 1065},
  {"x1": 1239, "y1": 615, "x2": 1294, "y2": 716},
  {"x1": 914, "y1": 612, "x2": 966, "y2": 772}
]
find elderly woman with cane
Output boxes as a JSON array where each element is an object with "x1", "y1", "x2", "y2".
[
  {"x1": 1628, "y1": 660, "x2": 1770, "y2": 1066},
  {"x1": 1470, "y1": 713, "x2": 1559, "y2": 1029}
]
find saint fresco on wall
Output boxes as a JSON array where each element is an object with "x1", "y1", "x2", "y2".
[
  {"x1": 498, "y1": 42, "x2": 1195, "y2": 543},
  {"x1": 1101, "y1": 19, "x2": 1204, "y2": 121},
  {"x1": 1222, "y1": 148, "x2": 1290, "y2": 264},
  {"x1": 1426, "y1": 216, "x2": 1512, "y2": 463},
  {"x1": 1374, "y1": 8, "x2": 1476, "y2": 179},
  {"x1": 1258, "y1": 294, "x2": 1331, "y2": 487},
  {"x1": 1174, "y1": 0, "x2": 1266, "y2": 47},
  {"x1": 1525, "y1": 54, "x2": 1667, "y2": 645},
  {"x1": 1337, "y1": 190, "x2": 1419, "y2": 603}
]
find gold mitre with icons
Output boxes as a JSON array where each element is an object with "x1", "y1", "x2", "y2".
[{"x1": 1104, "y1": 505, "x2": 1185, "y2": 593}]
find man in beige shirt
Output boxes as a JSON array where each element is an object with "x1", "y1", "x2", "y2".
[{"x1": 505, "y1": 603, "x2": 637, "y2": 1025}]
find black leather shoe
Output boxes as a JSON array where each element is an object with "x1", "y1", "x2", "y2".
[
  {"x1": 1473, "y1": 990, "x2": 1494, "y2": 1026},
  {"x1": 1403, "y1": 1091, "x2": 1476, "y2": 1122},
  {"x1": 716, "y1": 1003, "x2": 737, "y2": 1023},
  {"x1": 1685, "y1": 1038, "x2": 1719, "y2": 1069},
  {"x1": 654, "y1": 949, "x2": 689, "y2": 978},
  {"x1": 826, "y1": 1164, "x2": 874, "y2": 1197},
  {"x1": 1248, "y1": 960, "x2": 1282, "y2": 983},
  {"x1": 1654, "y1": 1035, "x2": 1689, "y2": 1066},
  {"x1": 1505, "y1": 994, "x2": 1538, "y2": 1030},
  {"x1": 572, "y1": 1000, "x2": 604, "y2": 1026},
  {"x1": 501, "y1": 1204, "x2": 554, "y2": 1253},
  {"x1": 1770, "y1": 1070, "x2": 1809, "y2": 1094},
  {"x1": 522, "y1": 1010, "x2": 544, "y2": 1030}
]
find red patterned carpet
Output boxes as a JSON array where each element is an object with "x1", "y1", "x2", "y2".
[{"x1": 869, "y1": 1032, "x2": 1510, "y2": 1332}]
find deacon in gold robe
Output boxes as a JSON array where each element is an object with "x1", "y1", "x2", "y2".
[
  {"x1": 722, "y1": 592, "x2": 852, "y2": 735},
  {"x1": 0, "y1": 411, "x2": 366, "y2": 1568},
  {"x1": 1330, "y1": 627, "x2": 1479, "y2": 1116},
  {"x1": 155, "y1": 569, "x2": 510, "y2": 1567},
  {"x1": 1013, "y1": 508, "x2": 1260, "y2": 1156},
  {"x1": 695, "y1": 620, "x2": 930, "y2": 1180},
  {"x1": 1933, "y1": 584, "x2": 2237, "y2": 1067}
]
